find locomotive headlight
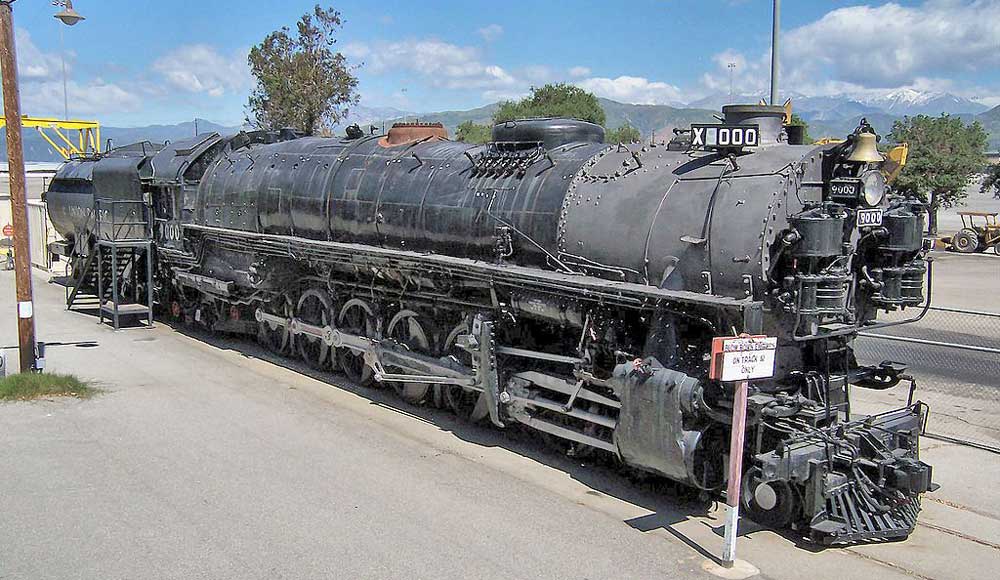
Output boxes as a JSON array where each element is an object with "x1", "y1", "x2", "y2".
[{"x1": 860, "y1": 170, "x2": 886, "y2": 207}]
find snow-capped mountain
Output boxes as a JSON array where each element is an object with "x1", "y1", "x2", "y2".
[
  {"x1": 846, "y1": 89, "x2": 988, "y2": 116},
  {"x1": 685, "y1": 90, "x2": 987, "y2": 118}
]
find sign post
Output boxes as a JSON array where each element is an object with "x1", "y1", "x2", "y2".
[
  {"x1": 722, "y1": 378, "x2": 750, "y2": 566},
  {"x1": 709, "y1": 335, "x2": 777, "y2": 570}
]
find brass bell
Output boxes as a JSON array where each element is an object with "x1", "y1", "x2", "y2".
[{"x1": 846, "y1": 132, "x2": 884, "y2": 163}]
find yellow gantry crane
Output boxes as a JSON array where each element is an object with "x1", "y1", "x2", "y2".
[{"x1": 0, "y1": 116, "x2": 100, "y2": 160}]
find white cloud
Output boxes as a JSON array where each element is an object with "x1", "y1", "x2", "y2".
[
  {"x1": 153, "y1": 44, "x2": 248, "y2": 97},
  {"x1": 700, "y1": 49, "x2": 770, "y2": 96},
  {"x1": 695, "y1": 2, "x2": 1000, "y2": 106},
  {"x1": 342, "y1": 42, "x2": 371, "y2": 60},
  {"x1": 350, "y1": 3, "x2": 1000, "y2": 111},
  {"x1": 482, "y1": 88, "x2": 530, "y2": 102},
  {"x1": 14, "y1": 28, "x2": 64, "y2": 80},
  {"x1": 783, "y1": 1, "x2": 1000, "y2": 88},
  {"x1": 350, "y1": 39, "x2": 517, "y2": 91},
  {"x1": 0, "y1": 27, "x2": 141, "y2": 118},
  {"x1": 575, "y1": 75, "x2": 683, "y2": 105},
  {"x1": 352, "y1": 37, "x2": 689, "y2": 107},
  {"x1": 477, "y1": 24, "x2": 504, "y2": 42},
  {"x1": 21, "y1": 78, "x2": 142, "y2": 116},
  {"x1": 521, "y1": 65, "x2": 553, "y2": 83}
]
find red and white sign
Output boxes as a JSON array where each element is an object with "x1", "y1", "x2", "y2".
[
  {"x1": 2, "y1": 224, "x2": 12, "y2": 237},
  {"x1": 709, "y1": 334, "x2": 778, "y2": 568},
  {"x1": 709, "y1": 335, "x2": 777, "y2": 382}
]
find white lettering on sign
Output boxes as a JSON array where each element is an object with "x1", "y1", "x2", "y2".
[
  {"x1": 692, "y1": 127, "x2": 704, "y2": 146},
  {"x1": 161, "y1": 222, "x2": 183, "y2": 241},
  {"x1": 722, "y1": 337, "x2": 777, "y2": 352},
  {"x1": 856, "y1": 208, "x2": 883, "y2": 228},
  {"x1": 690, "y1": 125, "x2": 760, "y2": 148},
  {"x1": 830, "y1": 182, "x2": 860, "y2": 197},
  {"x1": 720, "y1": 337, "x2": 777, "y2": 382}
]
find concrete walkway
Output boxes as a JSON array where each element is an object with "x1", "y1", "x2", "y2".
[{"x1": 1, "y1": 269, "x2": 997, "y2": 580}]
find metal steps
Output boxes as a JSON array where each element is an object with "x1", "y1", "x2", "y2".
[
  {"x1": 95, "y1": 240, "x2": 153, "y2": 329},
  {"x1": 58, "y1": 198, "x2": 155, "y2": 330}
]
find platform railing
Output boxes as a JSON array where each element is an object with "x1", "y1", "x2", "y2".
[
  {"x1": 94, "y1": 198, "x2": 151, "y2": 242},
  {"x1": 855, "y1": 305, "x2": 1000, "y2": 452}
]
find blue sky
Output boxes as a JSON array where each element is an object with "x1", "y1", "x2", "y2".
[{"x1": 8, "y1": 0, "x2": 1000, "y2": 126}]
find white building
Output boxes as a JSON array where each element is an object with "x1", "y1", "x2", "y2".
[{"x1": 1, "y1": 162, "x2": 64, "y2": 269}]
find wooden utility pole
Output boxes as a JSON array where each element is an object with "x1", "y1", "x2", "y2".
[{"x1": 0, "y1": 0, "x2": 38, "y2": 372}]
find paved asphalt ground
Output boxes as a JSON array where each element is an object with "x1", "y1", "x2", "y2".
[{"x1": 2, "y1": 269, "x2": 998, "y2": 580}]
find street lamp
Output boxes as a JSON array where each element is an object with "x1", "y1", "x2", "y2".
[{"x1": 52, "y1": 0, "x2": 84, "y2": 120}]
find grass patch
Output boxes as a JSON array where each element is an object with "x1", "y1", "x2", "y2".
[{"x1": 0, "y1": 373, "x2": 95, "y2": 401}]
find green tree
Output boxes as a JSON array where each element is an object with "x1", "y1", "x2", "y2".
[
  {"x1": 455, "y1": 120, "x2": 492, "y2": 144},
  {"x1": 606, "y1": 123, "x2": 641, "y2": 144},
  {"x1": 889, "y1": 115, "x2": 988, "y2": 235},
  {"x1": 788, "y1": 113, "x2": 813, "y2": 144},
  {"x1": 983, "y1": 163, "x2": 1000, "y2": 200},
  {"x1": 493, "y1": 83, "x2": 605, "y2": 126},
  {"x1": 247, "y1": 5, "x2": 359, "y2": 135}
]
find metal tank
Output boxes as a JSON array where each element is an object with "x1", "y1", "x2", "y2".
[
  {"x1": 45, "y1": 159, "x2": 94, "y2": 246},
  {"x1": 558, "y1": 106, "x2": 822, "y2": 300},
  {"x1": 194, "y1": 121, "x2": 608, "y2": 265},
  {"x1": 47, "y1": 142, "x2": 161, "y2": 251}
]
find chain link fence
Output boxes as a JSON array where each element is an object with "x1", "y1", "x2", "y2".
[{"x1": 852, "y1": 306, "x2": 1000, "y2": 451}]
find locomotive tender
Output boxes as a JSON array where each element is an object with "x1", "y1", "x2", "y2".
[{"x1": 46, "y1": 105, "x2": 935, "y2": 544}]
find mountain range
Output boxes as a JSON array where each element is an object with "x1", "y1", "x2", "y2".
[
  {"x1": 3, "y1": 90, "x2": 998, "y2": 162},
  {"x1": 363, "y1": 92, "x2": 999, "y2": 150}
]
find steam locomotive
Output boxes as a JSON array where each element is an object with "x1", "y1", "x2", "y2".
[{"x1": 46, "y1": 105, "x2": 935, "y2": 544}]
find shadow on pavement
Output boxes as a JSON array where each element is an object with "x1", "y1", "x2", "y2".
[{"x1": 160, "y1": 317, "x2": 732, "y2": 554}]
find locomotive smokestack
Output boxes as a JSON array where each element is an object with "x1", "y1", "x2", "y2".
[{"x1": 723, "y1": 105, "x2": 785, "y2": 145}]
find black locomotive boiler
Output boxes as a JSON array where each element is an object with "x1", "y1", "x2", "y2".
[{"x1": 46, "y1": 105, "x2": 935, "y2": 544}]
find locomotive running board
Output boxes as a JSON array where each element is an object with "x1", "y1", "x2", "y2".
[{"x1": 187, "y1": 224, "x2": 763, "y2": 331}]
